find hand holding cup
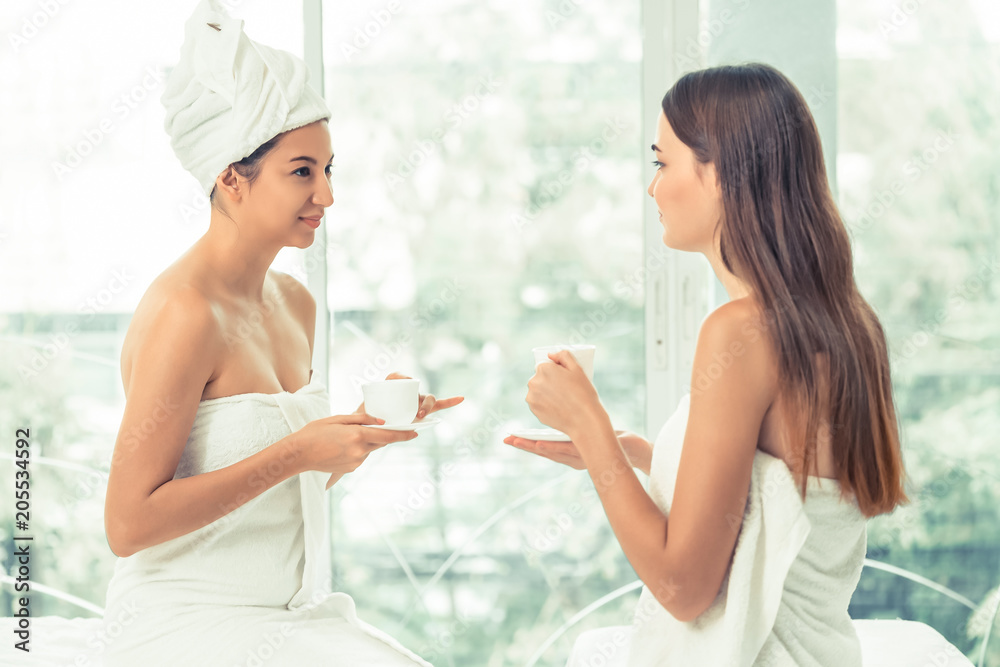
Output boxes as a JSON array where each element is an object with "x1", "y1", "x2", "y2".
[
  {"x1": 525, "y1": 345, "x2": 603, "y2": 438},
  {"x1": 292, "y1": 413, "x2": 419, "y2": 490},
  {"x1": 355, "y1": 372, "x2": 464, "y2": 421}
]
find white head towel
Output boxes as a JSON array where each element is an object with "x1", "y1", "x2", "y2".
[{"x1": 161, "y1": 0, "x2": 331, "y2": 196}]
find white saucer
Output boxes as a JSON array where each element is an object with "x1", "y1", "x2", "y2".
[
  {"x1": 370, "y1": 417, "x2": 441, "y2": 432},
  {"x1": 507, "y1": 428, "x2": 572, "y2": 442}
]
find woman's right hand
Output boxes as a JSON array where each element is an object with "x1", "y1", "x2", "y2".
[
  {"x1": 293, "y1": 413, "x2": 417, "y2": 485},
  {"x1": 503, "y1": 434, "x2": 587, "y2": 469},
  {"x1": 503, "y1": 429, "x2": 652, "y2": 474}
]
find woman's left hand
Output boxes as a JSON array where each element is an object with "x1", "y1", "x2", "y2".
[
  {"x1": 526, "y1": 350, "x2": 607, "y2": 438},
  {"x1": 355, "y1": 372, "x2": 465, "y2": 420}
]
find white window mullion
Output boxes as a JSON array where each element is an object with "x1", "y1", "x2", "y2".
[
  {"x1": 643, "y1": 0, "x2": 711, "y2": 439},
  {"x1": 302, "y1": 0, "x2": 331, "y2": 389}
]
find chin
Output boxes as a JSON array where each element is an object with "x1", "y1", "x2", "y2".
[{"x1": 660, "y1": 230, "x2": 693, "y2": 253}]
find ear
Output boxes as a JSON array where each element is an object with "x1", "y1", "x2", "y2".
[{"x1": 215, "y1": 166, "x2": 245, "y2": 204}]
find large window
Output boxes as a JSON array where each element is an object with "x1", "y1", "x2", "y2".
[
  {"x1": 320, "y1": 2, "x2": 644, "y2": 664},
  {"x1": 2, "y1": 1, "x2": 997, "y2": 665},
  {"x1": 835, "y1": 1, "x2": 1000, "y2": 661}
]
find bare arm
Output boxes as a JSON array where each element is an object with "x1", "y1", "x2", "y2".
[
  {"x1": 105, "y1": 289, "x2": 307, "y2": 557},
  {"x1": 116, "y1": 438, "x2": 308, "y2": 557},
  {"x1": 519, "y1": 302, "x2": 777, "y2": 622},
  {"x1": 571, "y1": 303, "x2": 776, "y2": 621}
]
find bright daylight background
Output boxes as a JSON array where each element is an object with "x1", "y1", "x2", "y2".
[{"x1": 1, "y1": 0, "x2": 999, "y2": 665}]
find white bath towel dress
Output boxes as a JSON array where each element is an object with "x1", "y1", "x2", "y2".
[
  {"x1": 99, "y1": 377, "x2": 433, "y2": 667},
  {"x1": 566, "y1": 393, "x2": 869, "y2": 667}
]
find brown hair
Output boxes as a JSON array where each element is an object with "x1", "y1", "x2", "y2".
[
  {"x1": 663, "y1": 63, "x2": 909, "y2": 517},
  {"x1": 209, "y1": 118, "x2": 330, "y2": 207},
  {"x1": 209, "y1": 133, "x2": 284, "y2": 208}
]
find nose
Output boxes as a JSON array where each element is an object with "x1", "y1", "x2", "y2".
[
  {"x1": 647, "y1": 173, "x2": 656, "y2": 198},
  {"x1": 314, "y1": 173, "x2": 334, "y2": 207}
]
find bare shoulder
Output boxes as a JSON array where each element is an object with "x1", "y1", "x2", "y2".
[
  {"x1": 120, "y1": 273, "x2": 221, "y2": 394},
  {"x1": 701, "y1": 297, "x2": 765, "y2": 337},
  {"x1": 691, "y1": 297, "x2": 784, "y2": 418},
  {"x1": 696, "y1": 297, "x2": 779, "y2": 401},
  {"x1": 121, "y1": 281, "x2": 221, "y2": 395}
]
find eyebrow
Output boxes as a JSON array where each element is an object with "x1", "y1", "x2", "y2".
[
  {"x1": 650, "y1": 144, "x2": 661, "y2": 152},
  {"x1": 289, "y1": 153, "x2": 335, "y2": 164}
]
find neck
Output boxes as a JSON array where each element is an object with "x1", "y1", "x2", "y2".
[
  {"x1": 705, "y1": 234, "x2": 752, "y2": 302},
  {"x1": 194, "y1": 207, "x2": 283, "y2": 303}
]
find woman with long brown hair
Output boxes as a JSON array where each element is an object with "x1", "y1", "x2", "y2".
[{"x1": 505, "y1": 62, "x2": 909, "y2": 665}]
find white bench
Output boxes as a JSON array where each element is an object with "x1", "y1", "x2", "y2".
[
  {"x1": 3, "y1": 556, "x2": 994, "y2": 667},
  {"x1": 0, "y1": 615, "x2": 980, "y2": 667}
]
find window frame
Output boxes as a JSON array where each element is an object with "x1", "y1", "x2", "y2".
[
  {"x1": 641, "y1": 0, "x2": 711, "y2": 438},
  {"x1": 301, "y1": 0, "x2": 711, "y2": 441}
]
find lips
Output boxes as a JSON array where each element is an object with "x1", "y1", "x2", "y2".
[{"x1": 299, "y1": 216, "x2": 322, "y2": 229}]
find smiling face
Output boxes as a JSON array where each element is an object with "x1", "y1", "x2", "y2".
[
  {"x1": 218, "y1": 120, "x2": 335, "y2": 249},
  {"x1": 647, "y1": 109, "x2": 723, "y2": 253}
]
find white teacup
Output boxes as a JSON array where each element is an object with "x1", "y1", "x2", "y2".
[
  {"x1": 532, "y1": 344, "x2": 596, "y2": 382},
  {"x1": 362, "y1": 379, "x2": 419, "y2": 425}
]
